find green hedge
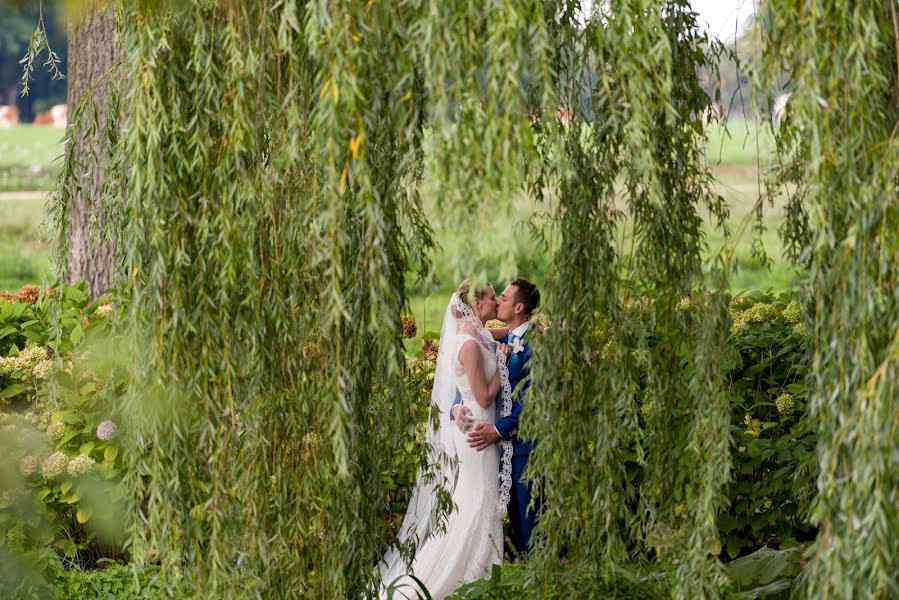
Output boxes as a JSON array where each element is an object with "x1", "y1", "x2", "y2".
[
  {"x1": 621, "y1": 291, "x2": 816, "y2": 559},
  {"x1": 1, "y1": 285, "x2": 815, "y2": 596}
]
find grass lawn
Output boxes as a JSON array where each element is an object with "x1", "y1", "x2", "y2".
[
  {"x1": 0, "y1": 125, "x2": 65, "y2": 192},
  {"x1": 0, "y1": 195, "x2": 52, "y2": 293}
]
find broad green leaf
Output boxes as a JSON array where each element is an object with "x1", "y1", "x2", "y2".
[{"x1": 0, "y1": 383, "x2": 27, "y2": 398}]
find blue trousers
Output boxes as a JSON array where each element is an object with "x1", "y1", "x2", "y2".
[{"x1": 508, "y1": 454, "x2": 539, "y2": 556}]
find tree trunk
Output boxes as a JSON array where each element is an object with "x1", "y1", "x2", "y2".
[{"x1": 66, "y1": 9, "x2": 117, "y2": 298}]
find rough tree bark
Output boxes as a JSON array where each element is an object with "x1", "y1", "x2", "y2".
[{"x1": 66, "y1": 9, "x2": 118, "y2": 297}]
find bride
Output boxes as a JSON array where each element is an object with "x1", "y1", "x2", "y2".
[{"x1": 378, "y1": 279, "x2": 515, "y2": 599}]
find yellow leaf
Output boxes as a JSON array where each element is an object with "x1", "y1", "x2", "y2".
[
  {"x1": 338, "y1": 166, "x2": 348, "y2": 194},
  {"x1": 76, "y1": 507, "x2": 92, "y2": 524},
  {"x1": 330, "y1": 78, "x2": 339, "y2": 102},
  {"x1": 349, "y1": 133, "x2": 363, "y2": 159}
]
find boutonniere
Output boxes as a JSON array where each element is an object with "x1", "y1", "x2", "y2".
[{"x1": 510, "y1": 337, "x2": 525, "y2": 355}]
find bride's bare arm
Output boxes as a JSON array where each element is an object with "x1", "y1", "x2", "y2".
[
  {"x1": 459, "y1": 341, "x2": 500, "y2": 409},
  {"x1": 489, "y1": 326, "x2": 510, "y2": 341}
]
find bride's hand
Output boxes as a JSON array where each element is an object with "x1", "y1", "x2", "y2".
[{"x1": 453, "y1": 405, "x2": 474, "y2": 433}]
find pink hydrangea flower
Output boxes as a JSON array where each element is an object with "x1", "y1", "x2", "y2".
[{"x1": 96, "y1": 420, "x2": 117, "y2": 441}]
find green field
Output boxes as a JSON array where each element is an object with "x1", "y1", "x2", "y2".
[
  {"x1": 0, "y1": 194, "x2": 52, "y2": 292},
  {"x1": 0, "y1": 124, "x2": 65, "y2": 192},
  {"x1": 0, "y1": 122, "x2": 799, "y2": 314}
]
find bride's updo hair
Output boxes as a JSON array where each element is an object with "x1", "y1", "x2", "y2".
[{"x1": 454, "y1": 277, "x2": 491, "y2": 317}]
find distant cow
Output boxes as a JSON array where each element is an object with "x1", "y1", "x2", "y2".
[
  {"x1": 0, "y1": 105, "x2": 20, "y2": 127},
  {"x1": 33, "y1": 104, "x2": 67, "y2": 127}
]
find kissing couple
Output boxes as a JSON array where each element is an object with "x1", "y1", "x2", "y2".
[{"x1": 378, "y1": 277, "x2": 542, "y2": 600}]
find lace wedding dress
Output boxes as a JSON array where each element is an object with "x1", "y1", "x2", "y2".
[{"x1": 378, "y1": 295, "x2": 512, "y2": 600}]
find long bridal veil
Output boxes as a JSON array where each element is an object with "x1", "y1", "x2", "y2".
[{"x1": 376, "y1": 293, "x2": 514, "y2": 594}]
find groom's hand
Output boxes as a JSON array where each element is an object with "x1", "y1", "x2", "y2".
[
  {"x1": 452, "y1": 405, "x2": 473, "y2": 433},
  {"x1": 468, "y1": 423, "x2": 500, "y2": 451}
]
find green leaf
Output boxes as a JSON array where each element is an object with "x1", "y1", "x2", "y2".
[
  {"x1": 726, "y1": 547, "x2": 803, "y2": 588},
  {"x1": 0, "y1": 383, "x2": 27, "y2": 398},
  {"x1": 79, "y1": 441, "x2": 95, "y2": 456},
  {"x1": 61, "y1": 411, "x2": 83, "y2": 425},
  {"x1": 59, "y1": 480, "x2": 73, "y2": 494},
  {"x1": 60, "y1": 430, "x2": 80, "y2": 445},
  {"x1": 726, "y1": 536, "x2": 743, "y2": 559},
  {"x1": 76, "y1": 506, "x2": 93, "y2": 523},
  {"x1": 104, "y1": 446, "x2": 119, "y2": 462},
  {"x1": 70, "y1": 323, "x2": 83, "y2": 345}
]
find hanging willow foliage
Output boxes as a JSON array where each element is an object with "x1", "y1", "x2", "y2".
[
  {"x1": 524, "y1": 1, "x2": 733, "y2": 597},
  {"x1": 46, "y1": 0, "x2": 543, "y2": 597},
  {"x1": 49, "y1": 0, "x2": 886, "y2": 597},
  {"x1": 759, "y1": 1, "x2": 899, "y2": 598}
]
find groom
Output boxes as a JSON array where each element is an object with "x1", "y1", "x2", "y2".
[{"x1": 451, "y1": 277, "x2": 541, "y2": 556}]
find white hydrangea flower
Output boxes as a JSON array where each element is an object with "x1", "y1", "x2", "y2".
[
  {"x1": 95, "y1": 304, "x2": 114, "y2": 317},
  {"x1": 32, "y1": 359, "x2": 53, "y2": 380},
  {"x1": 66, "y1": 454, "x2": 96, "y2": 477},
  {"x1": 20, "y1": 455, "x2": 39, "y2": 476},
  {"x1": 0, "y1": 345, "x2": 49, "y2": 377},
  {"x1": 782, "y1": 300, "x2": 802, "y2": 323},
  {"x1": 47, "y1": 421, "x2": 67, "y2": 441},
  {"x1": 775, "y1": 393, "x2": 795, "y2": 416},
  {"x1": 41, "y1": 451, "x2": 68, "y2": 479}
]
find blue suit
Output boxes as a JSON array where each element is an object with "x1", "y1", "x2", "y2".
[{"x1": 452, "y1": 327, "x2": 539, "y2": 555}]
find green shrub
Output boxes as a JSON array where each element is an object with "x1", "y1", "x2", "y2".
[
  {"x1": 718, "y1": 292, "x2": 815, "y2": 558},
  {"x1": 621, "y1": 290, "x2": 815, "y2": 560},
  {"x1": 1, "y1": 283, "x2": 125, "y2": 571},
  {"x1": 2, "y1": 554, "x2": 172, "y2": 600}
]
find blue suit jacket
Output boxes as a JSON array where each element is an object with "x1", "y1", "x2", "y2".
[{"x1": 452, "y1": 328, "x2": 534, "y2": 456}]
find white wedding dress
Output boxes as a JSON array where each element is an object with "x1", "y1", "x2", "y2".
[
  {"x1": 378, "y1": 295, "x2": 512, "y2": 600},
  {"x1": 394, "y1": 334, "x2": 502, "y2": 598}
]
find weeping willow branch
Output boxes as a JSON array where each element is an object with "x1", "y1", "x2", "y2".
[
  {"x1": 525, "y1": 1, "x2": 731, "y2": 597},
  {"x1": 760, "y1": 1, "x2": 899, "y2": 597}
]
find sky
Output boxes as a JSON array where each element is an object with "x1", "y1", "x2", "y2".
[
  {"x1": 689, "y1": 0, "x2": 759, "y2": 41},
  {"x1": 577, "y1": 2, "x2": 760, "y2": 41}
]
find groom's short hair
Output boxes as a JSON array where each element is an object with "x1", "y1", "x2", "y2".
[{"x1": 511, "y1": 277, "x2": 540, "y2": 317}]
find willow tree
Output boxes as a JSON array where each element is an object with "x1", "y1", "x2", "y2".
[
  {"x1": 759, "y1": 1, "x2": 899, "y2": 598},
  {"x1": 59, "y1": 0, "x2": 542, "y2": 597},
  {"x1": 524, "y1": 2, "x2": 732, "y2": 598},
  {"x1": 52, "y1": 0, "x2": 732, "y2": 596},
  {"x1": 47, "y1": 0, "x2": 899, "y2": 598}
]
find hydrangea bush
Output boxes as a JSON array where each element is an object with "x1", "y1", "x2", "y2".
[
  {"x1": 618, "y1": 290, "x2": 816, "y2": 559},
  {"x1": 0, "y1": 283, "x2": 125, "y2": 574}
]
